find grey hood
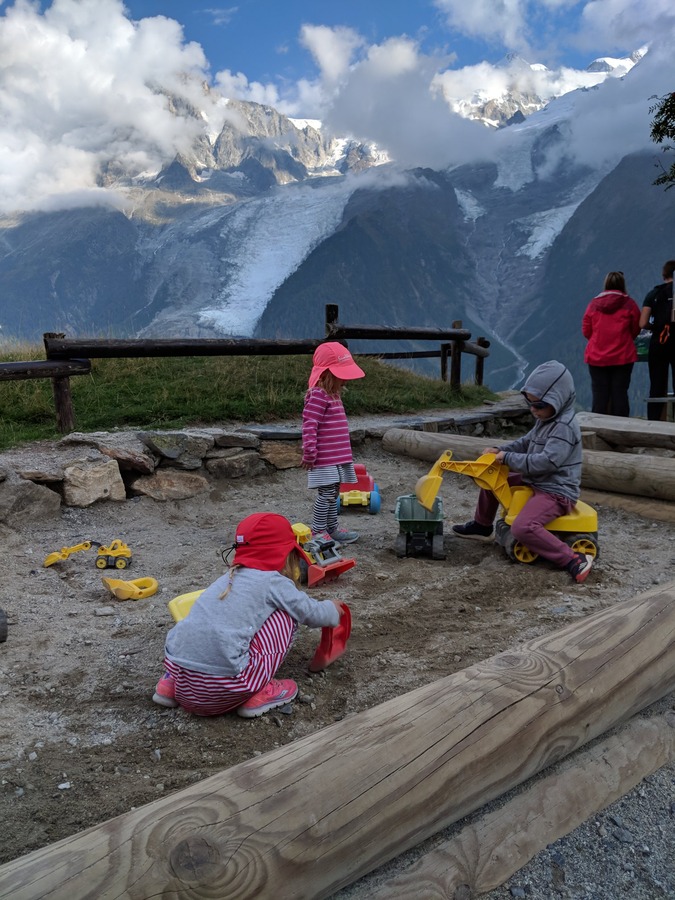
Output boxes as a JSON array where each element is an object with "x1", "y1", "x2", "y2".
[{"x1": 521, "y1": 360, "x2": 576, "y2": 416}]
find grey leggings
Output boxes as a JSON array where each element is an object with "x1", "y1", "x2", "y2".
[{"x1": 311, "y1": 483, "x2": 339, "y2": 534}]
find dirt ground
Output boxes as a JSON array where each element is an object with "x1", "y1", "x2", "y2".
[{"x1": 0, "y1": 437, "x2": 673, "y2": 888}]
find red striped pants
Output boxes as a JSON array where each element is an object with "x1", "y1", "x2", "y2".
[{"x1": 164, "y1": 610, "x2": 296, "y2": 716}]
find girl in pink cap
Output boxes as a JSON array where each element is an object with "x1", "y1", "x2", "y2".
[
  {"x1": 302, "y1": 342, "x2": 365, "y2": 545},
  {"x1": 152, "y1": 512, "x2": 345, "y2": 717}
]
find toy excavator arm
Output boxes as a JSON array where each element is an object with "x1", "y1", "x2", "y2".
[
  {"x1": 43, "y1": 541, "x2": 96, "y2": 567},
  {"x1": 415, "y1": 451, "x2": 513, "y2": 511}
]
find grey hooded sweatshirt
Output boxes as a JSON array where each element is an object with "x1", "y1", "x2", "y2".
[{"x1": 498, "y1": 360, "x2": 582, "y2": 502}]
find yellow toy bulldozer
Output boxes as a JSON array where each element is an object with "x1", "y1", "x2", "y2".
[{"x1": 415, "y1": 451, "x2": 598, "y2": 564}]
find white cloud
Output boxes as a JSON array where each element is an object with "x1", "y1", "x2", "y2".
[
  {"x1": 433, "y1": 0, "x2": 581, "y2": 60},
  {"x1": 322, "y1": 37, "x2": 489, "y2": 170},
  {"x1": 299, "y1": 24, "x2": 364, "y2": 83},
  {"x1": 577, "y1": 0, "x2": 675, "y2": 53},
  {"x1": 0, "y1": 0, "x2": 232, "y2": 213}
]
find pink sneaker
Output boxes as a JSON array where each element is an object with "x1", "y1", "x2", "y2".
[
  {"x1": 236, "y1": 678, "x2": 298, "y2": 718},
  {"x1": 152, "y1": 672, "x2": 178, "y2": 708}
]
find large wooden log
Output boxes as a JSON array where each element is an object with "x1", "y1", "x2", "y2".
[
  {"x1": 581, "y1": 489, "x2": 675, "y2": 523},
  {"x1": 1, "y1": 585, "x2": 674, "y2": 900},
  {"x1": 368, "y1": 712, "x2": 675, "y2": 898},
  {"x1": 382, "y1": 427, "x2": 675, "y2": 501},
  {"x1": 577, "y1": 412, "x2": 675, "y2": 450}
]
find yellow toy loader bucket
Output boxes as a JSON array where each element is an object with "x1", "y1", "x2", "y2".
[
  {"x1": 416, "y1": 451, "x2": 505, "y2": 511},
  {"x1": 415, "y1": 472, "x2": 444, "y2": 511}
]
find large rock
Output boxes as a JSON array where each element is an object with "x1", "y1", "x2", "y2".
[
  {"x1": 62, "y1": 458, "x2": 127, "y2": 507},
  {"x1": 259, "y1": 440, "x2": 302, "y2": 469},
  {"x1": 0, "y1": 475, "x2": 61, "y2": 525},
  {"x1": 59, "y1": 432, "x2": 158, "y2": 474},
  {"x1": 139, "y1": 430, "x2": 215, "y2": 470},
  {"x1": 129, "y1": 470, "x2": 210, "y2": 501},
  {"x1": 204, "y1": 449, "x2": 265, "y2": 479}
]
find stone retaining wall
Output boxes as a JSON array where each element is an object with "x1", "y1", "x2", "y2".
[{"x1": 0, "y1": 397, "x2": 531, "y2": 523}]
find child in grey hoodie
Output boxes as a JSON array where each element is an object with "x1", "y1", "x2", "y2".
[{"x1": 453, "y1": 360, "x2": 593, "y2": 583}]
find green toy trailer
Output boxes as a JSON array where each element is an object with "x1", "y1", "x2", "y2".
[{"x1": 394, "y1": 493, "x2": 446, "y2": 560}]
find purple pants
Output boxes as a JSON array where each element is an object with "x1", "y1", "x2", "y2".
[{"x1": 475, "y1": 474, "x2": 576, "y2": 568}]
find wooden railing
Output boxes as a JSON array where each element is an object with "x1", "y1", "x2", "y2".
[
  {"x1": 0, "y1": 311, "x2": 490, "y2": 433},
  {"x1": 324, "y1": 304, "x2": 490, "y2": 386}
]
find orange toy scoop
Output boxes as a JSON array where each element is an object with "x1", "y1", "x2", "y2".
[{"x1": 309, "y1": 603, "x2": 352, "y2": 672}]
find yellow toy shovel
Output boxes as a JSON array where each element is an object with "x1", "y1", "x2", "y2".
[{"x1": 101, "y1": 576, "x2": 158, "y2": 601}]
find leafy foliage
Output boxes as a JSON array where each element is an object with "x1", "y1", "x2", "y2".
[{"x1": 650, "y1": 92, "x2": 675, "y2": 189}]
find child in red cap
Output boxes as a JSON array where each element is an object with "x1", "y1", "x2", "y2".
[
  {"x1": 153, "y1": 513, "x2": 345, "y2": 717},
  {"x1": 302, "y1": 342, "x2": 365, "y2": 545}
]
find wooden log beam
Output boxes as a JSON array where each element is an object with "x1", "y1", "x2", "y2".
[
  {"x1": 367, "y1": 712, "x2": 675, "y2": 898},
  {"x1": 0, "y1": 359, "x2": 91, "y2": 381},
  {"x1": 326, "y1": 324, "x2": 472, "y2": 341},
  {"x1": 43, "y1": 335, "x2": 323, "y2": 360},
  {"x1": 577, "y1": 412, "x2": 675, "y2": 450},
  {"x1": 382, "y1": 428, "x2": 675, "y2": 502},
  {"x1": 580, "y1": 489, "x2": 675, "y2": 523},
  {"x1": 1, "y1": 585, "x2": 674, "y2": 900}
]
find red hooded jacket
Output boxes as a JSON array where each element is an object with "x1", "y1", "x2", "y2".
[{"x1": 582, "y1": 290, "x2": 640, "y2": 365}]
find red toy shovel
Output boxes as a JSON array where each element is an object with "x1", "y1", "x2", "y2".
[{"x1": 308, "y1": 603, "x2": 352, "y2": 672}]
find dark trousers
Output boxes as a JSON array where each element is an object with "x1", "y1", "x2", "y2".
[
  {"x1": 588, "y1": 363, "x2": 634, "y2": 417},
  {"x1": 647, "y1": 342, "x2": 675, "y2": 420}
]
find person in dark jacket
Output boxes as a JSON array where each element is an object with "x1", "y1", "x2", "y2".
[
  {"x1": 582, "y1": 271, "x2": 640, "y2": 416},
  {"x1": 639, "y1": 260, "x2": 675, "y2": 421}
]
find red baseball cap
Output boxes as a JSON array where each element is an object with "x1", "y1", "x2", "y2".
[
  {"x1": 233, "y1": 513, "x2": 311, "y2": 571},
  {"x1": 308, "y1": 342, "x2": 365, "y2": 388}
]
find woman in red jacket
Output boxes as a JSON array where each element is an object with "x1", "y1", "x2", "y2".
[{"x1": 582, "y1": 271, "x2": 641, "y2": 416}]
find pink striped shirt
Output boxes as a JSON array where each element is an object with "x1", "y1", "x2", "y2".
[{"x1": 302, "y1": 388, "x2": 354, "y2": 467}]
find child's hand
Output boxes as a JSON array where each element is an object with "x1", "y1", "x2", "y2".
[
  {"x1": 331, "y1": 599, "x2": 346, "y2": 618},
  {"x1": 483, "y1": 446, "x2": 500, "y2": 455},
  {"x1": 301, "y1": 460, "x2": 313, "y2": 470}
]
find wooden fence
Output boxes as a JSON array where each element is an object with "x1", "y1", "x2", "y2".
[{"x1": 0, "y1": 307, "x2": 490, "y2": 433}]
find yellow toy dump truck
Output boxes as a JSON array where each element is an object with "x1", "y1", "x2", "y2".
[
  {"x1": 44, "y1": 539, "x2": 132, "y2": 570},
  {"x1": 416, "y1": 451, "x2": 598, "y2": 564}
]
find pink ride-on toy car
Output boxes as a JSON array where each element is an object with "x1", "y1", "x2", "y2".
[{"x1": 339, "y1": 464, "x2": 381, "y2": 514}]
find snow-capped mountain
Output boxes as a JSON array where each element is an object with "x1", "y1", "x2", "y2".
[
  {"x1": 0, "y1": 44, "x2": 670, "y2": 410},
  {"x1": 440, "y1": 50, "x2": 644, "y2": 127}
]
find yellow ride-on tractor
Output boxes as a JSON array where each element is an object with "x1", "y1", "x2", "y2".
[{"x1": 416, "y1": 451, "x2": 598, "y2": 564}]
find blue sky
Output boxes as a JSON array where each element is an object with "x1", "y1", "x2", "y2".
[{"x1": 120, "y1": 0, "x2": 633, "y2": 90}]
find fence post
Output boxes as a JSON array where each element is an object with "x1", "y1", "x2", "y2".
[
  {"x1": 475, "y1": 337, "x2": 489, "y2": 386},
  {"x1": 43, "y1": 332, "x2": 75, "y2": 433},
  {"x1": 450, "y1": 321, "x2": 463, "y2": 388},
  {"x1": 325, "y1": 305, "x2": 339, "y2": 338},
  {"x1": 440, "y1": 343, "x2": 450, "y2": 382}
]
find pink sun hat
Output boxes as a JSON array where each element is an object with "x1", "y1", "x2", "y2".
[{"x1": 308, "y1": 342, "x2": 366, "y2": 388}]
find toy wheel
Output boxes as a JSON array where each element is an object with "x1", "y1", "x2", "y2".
[
  {"x1": 0, "y1": 608, "x2": 7, "y2": 643},
  {"x1": 115, "y1": 557, "x2": 128, "y2": 570},
  {"x1": 368, "y1": 490, "x2": 381, "y2": 514},
  {"x1": 564, "y1": 533, "x2": 599, "y2": 559},
  {"x1": 297, "y1": 556, "x2": 309, "y2": 586},
  {"x1": 431, "y1": 534, "x2": 446, "y2": 560},
  {"x1": 504, "y1": 535, "x2": 538, "y2": 564},
  {"x1": 95, "y1": 557, "x2": 107, "y2": 569},
  {"x1": 395, "y1": 534, "x2": 408, "y2": 558}
]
